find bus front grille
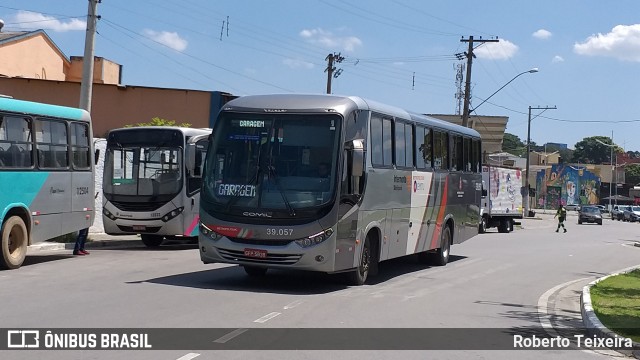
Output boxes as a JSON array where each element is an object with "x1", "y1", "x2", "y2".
[
  {"x1": 117, "y1": 225, "x2": 162, "y2": 233},
  {"x1": 216, "y1": 248, "x2": 302, "y2": 265},
  {"x1": 111, "y1": 200, "x2": 166, "y2": 212},
  {"x1": 228, "y1": 237, "x2": 293, "y2": 246}
]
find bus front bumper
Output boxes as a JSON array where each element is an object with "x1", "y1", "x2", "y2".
[{"x1": 198, "y1": 234, "x2": 338, "y2": 273}]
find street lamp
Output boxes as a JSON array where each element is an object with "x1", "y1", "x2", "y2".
[
  {"x1": 595, "y1": 137, "x2": 616, "y2": 211},
  {"x1": 463, "y1": 68, "x2": 539, "y2": 127}
]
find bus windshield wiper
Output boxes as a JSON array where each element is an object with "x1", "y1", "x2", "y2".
[
  {"x1": 225, "y1": 164, "x2": 262, "y2": 212},
  {"x1": 266, "y1": 165, "x2": 296, "y2": 217}
]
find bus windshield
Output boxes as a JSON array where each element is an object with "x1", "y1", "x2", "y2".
[
  {"x1": 203, "y1": 113, "x2": 341, "y2": 214},
  {"x1": 104, "y1": 146, "x2": 183, "y2": 197}
]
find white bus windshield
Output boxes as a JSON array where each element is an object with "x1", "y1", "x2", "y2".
[
  {"x1": 203, "y1": 113, "x2": 341, "y2": 213},
  {"x1": 104, "y1": 146, "x2": 182, "y2": 196}
]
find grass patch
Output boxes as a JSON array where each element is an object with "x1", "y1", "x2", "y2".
[{"x1": 590, "y1": 269, "x2": 640, "y2": 342}]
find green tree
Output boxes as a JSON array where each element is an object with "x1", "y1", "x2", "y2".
[
  {"x1": 125, "y1": 117, "x2": 192, "y2": 128},
  {"x1": 626, "y1": 164, "x2": 640, "y2": 186},
  {"x1": 502, "y1": 133, "x2": 525, "y2": 156},
  {"x1": 572, "y1": 136, "x2": 623, "y2": 164}
]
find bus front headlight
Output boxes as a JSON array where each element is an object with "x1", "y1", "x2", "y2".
[
  {"x1": 200, "y1": 222, "x2": 222, "y2": 241},
  {"x1": 295, "y1": 229, "x2": 333, "y2": 248},
  {"x1": 103, "y1": 208, "x2": 117, "y2": 221},
  {"x1": 161, "y1": 207, "x2": 184, "y2": 222}
]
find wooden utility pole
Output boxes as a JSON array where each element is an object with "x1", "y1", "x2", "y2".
[{"x1": 79, "y1": 0, "x2": 100, "y2": 112}]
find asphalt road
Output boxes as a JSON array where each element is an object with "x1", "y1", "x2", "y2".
[{"x1": 1, "y1": 216, "x2": 638, "y2": 360}]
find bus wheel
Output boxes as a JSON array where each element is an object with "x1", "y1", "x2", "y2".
[
  {"x1": 1, "y1": 216, "x2": 28, "y2": 270},
  {"x1": 347, "y1": 236, "x2": 372, "y2": 286},
  {"x1": 141, "y1": 235, "x2": 164, "y2": 247},
  {"x1": 244, "y1": 266, "x2": 267, "y2": 277},
  {"x1": 479, "y1": 217, "x2": 487, "y2": 234},
  {"x1": 431, "y1": 226, "x2": 451, "y2": 266}
]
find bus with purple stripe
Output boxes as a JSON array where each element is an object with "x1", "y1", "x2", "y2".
[
  {"x1": 198, "y1": 94, "x2": 483, "y2": 285},
  {"x1": 101, "y1": 127, "x2": 211, "y2": 247},
  {"x1": 0, "y1": 96, "x2": 95, "y2": 269}
]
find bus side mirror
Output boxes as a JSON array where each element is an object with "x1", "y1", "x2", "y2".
[
  {"x1": 94, "y1": 149, "x2": 100, "y2": 165},
  {"x1": 186, "y1": 143, "x2": 196, "y2": 173},
  {"x1": 345, "y1": 139, "x2": 365, "y2": 177}
]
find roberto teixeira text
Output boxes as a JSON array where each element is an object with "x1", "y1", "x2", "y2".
[
  {"x1": 514, "y1": 334, "x2": 634, "y2": 349},
  {"x1": 6, "y1": 330, "x2": 152, "y2": 349}
]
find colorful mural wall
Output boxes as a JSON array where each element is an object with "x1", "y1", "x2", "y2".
[{"x1": 536, "y1": 165, "x2": 601, "y2": 208}]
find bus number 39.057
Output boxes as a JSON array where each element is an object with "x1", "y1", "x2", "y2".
[{"x1": 266, "y1": 228, "x2": 293, "y2": 236}]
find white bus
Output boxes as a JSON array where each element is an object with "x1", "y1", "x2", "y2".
[
  {"x1": 102, "y1": 127, "x2": 211, "y2": 247},
  {"x1": 0, "y1": 97, "x2": 95, "y2": 269},
  {"x1": 198, "y1": 94, "x2": 482, "y2": 285}
]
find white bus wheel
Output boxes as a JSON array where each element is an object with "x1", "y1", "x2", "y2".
[
  {"x1": 432, "y1": 226, "x2": 451, "y2": 266},
  {"x1": 141, "y1": 235, "x2": 164, "y2": 247},
  {"x1": 347, "y1": 236, "x2": 371, "y2": 286},
  {"x1": 1, "y1": 216, "x2": 28, "y2": 270}
]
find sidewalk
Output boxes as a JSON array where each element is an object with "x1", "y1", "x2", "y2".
[{"x1": 27, "y1": 233, "x2": 142, "y2": 254}]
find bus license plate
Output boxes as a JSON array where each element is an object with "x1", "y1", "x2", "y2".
[
  {"x1": 244, "y1": 248, "x2": 267, "y2": 259},
  {"x1": 132, "y1": 225, "x2": 146, "y2": 231}
]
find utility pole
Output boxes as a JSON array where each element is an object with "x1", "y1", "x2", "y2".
[
  {"x1": 325, "y1": 52, "x2": 344, "y2": 94},
  {"x1": 524, "y1": 105, "x2": 557, "y2": 217},
  {"x1": 460, "y1": 36, "x2": 499, "y2": 127},
  {"x1": 79, "y1": 0, "x2": 100, "y2": 112}
]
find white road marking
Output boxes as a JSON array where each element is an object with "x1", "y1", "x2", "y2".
[
  {"x1": 284, "y1": 300, "x2": 304, "y2": 309},
  {"x1": 254, "y1": 312, "x2": 281, "y2": 323},
  {"x1": 537, "y1": 277, "x2": 623, "y2": 357},
  {"x1": 213, "y1": 328, "x2": 249, "y2": 344},
  {"x1": 537, "y1": 277, "x2": 590, "y2": 337},
  {"x1": 176, "y1": 353, "x2": 200, "y2": 360}
]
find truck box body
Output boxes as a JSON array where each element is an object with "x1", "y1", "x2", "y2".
[{"x1": 480, "y1": 165, "x2": 523, "y2": 233}]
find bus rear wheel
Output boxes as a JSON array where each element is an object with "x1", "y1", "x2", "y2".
[
  {"x1": 141, "y1": 235, "x2": 164, "y2": 247},
  {"x1": 1, "y1": 216, "x2": 28, "y2": 270},
  {"x1": 431, "y1": 226, "x2": 451, "y2": 266},
  {"x1": 347, "y1": 236, "x2": 372, "y2": 286}
]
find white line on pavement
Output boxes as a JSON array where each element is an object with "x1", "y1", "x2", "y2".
[
  {"x1": 176, "y1": 353, "x2": 200, "y2": 360},
  {"x1": 284, "y1": 300, "x2": 304, "y2": 309},
  {"x1": 254, "y1": 312, "x2": 281, "y2": 323},
  {"x1": 213, "y1": 328, "x2": 249, "y2": 344},
  {"x1": 537, "y1": 277, "x2": 591, "y2": 337}
]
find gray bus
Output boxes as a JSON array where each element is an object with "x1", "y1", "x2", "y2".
[
  {"x1": 102, "y1": 127, "x2": 210, "y2": 247},
  {"x1": 0, "y1": 97, "x2": 95, "y2": 269},
  {"x1": 199, "y1": 94, "x2": 482, "y2": 285}
]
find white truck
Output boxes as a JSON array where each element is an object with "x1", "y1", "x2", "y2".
[{"x1": 480, "y1": 165, "x2": 523, "y2": 233}]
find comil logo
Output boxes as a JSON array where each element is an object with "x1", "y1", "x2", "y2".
[{"x1": 8, "y1": 330, "x2": 39, "y2": 348}]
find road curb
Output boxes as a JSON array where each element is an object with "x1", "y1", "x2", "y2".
[
  {"x1": 580, "y1": 265, "x2": 640, "y2": 359},
  {"x1": 27, "y1": 239, "x2": 142, "y2": 254}
]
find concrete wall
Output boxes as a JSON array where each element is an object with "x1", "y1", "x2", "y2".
[
  {"x1": 68, "y1": 57, "x2": 121, "y2": 85},
  {"x1": 0, "y1": 77, "x2": 212, "y2": 137},
  {"x1": 0, "y1": 33, "x2": 67, "y2": 80}
]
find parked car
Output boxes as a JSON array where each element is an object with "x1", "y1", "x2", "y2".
[
  {"x1": 611, "y1": 205, "x2": 626, "y2": 220},
  {"x1": 578, "y1": 206, "x2": 603, "y2": 225},
  {"x1": 623, "y1": 206, "x2": 640, "y2": 222},
  {"x1": 565, "y1": 204, "x2": 581, "y2": 211},
  {"x1": 595, "y1": 205, "x2": 607, "y2": 213}
]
